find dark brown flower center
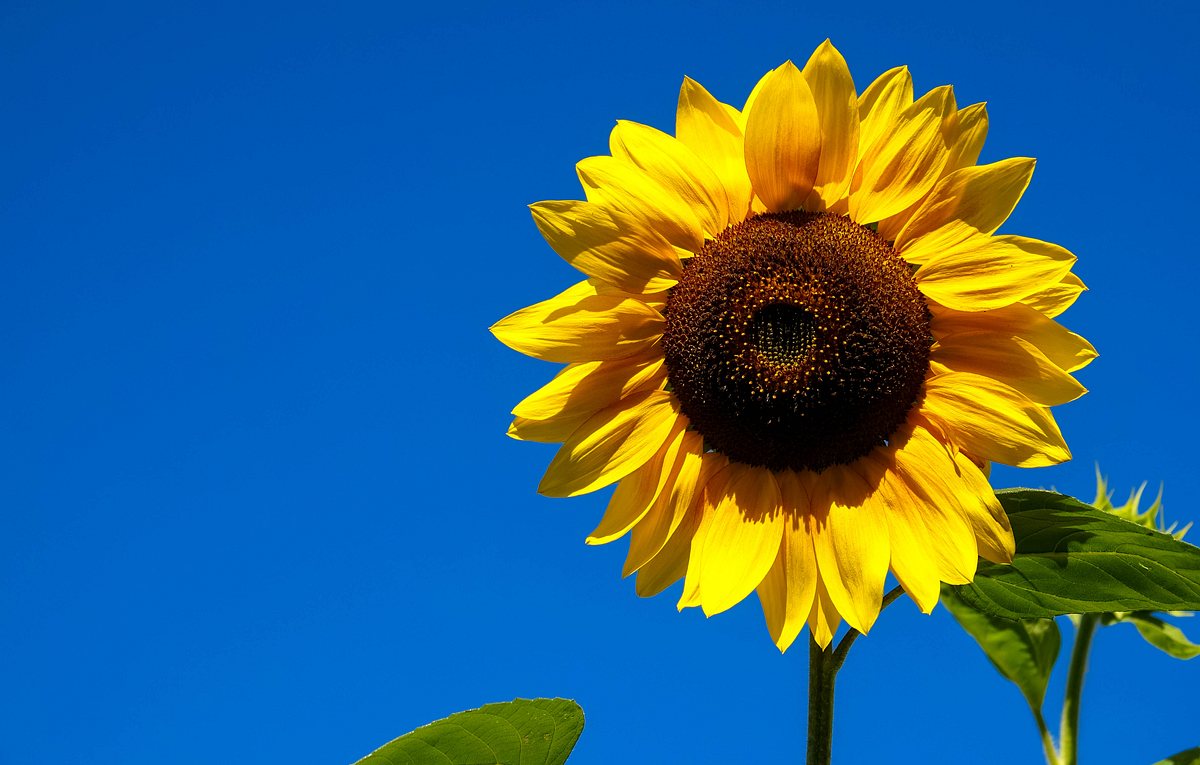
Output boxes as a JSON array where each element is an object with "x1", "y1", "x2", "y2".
[{"x1": 662, "y1": 211, "x2": 932, "y2": 472}]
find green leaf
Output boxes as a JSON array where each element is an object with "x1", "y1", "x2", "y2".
[
  {"x1": 354, "y1": 698, "x2": 584, "y2": 765},
  {"x1": 951, "y1": 490, "x2": 1200, "y2": 620},
  {"x1": 1105, "y1": 612, "x2": 1200, "y2": 660},
  {"x1": 941, "y1": 584, "x2": 1060, "y2": 713},
  {"x1": 1155, "y1": 746, "x2": 1200, "y2": 765},
  {"x1": 996, "y1": 488, "x2": 1097, "y2": 516}
]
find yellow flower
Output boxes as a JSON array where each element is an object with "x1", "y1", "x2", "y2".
[{"x1": 491, "y1": 40, "x2": 1096, "y2": 651}]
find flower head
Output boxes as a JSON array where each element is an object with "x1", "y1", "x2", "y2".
[{"x1": 492, "y1": 40, "x2": 1096, "y2": 651}]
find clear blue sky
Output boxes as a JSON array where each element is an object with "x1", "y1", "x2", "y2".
[{"x1": 2, "y1": 1, "x2": 1198, "y2": 762}]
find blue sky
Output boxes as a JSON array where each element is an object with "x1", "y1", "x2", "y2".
[{"x1": 2, "y1": 1, "x2": 1198, "y2": 762}]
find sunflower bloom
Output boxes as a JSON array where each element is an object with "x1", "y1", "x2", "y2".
[{"x1": 491, "y1": 40, "x2": 1095, "y2": 651}]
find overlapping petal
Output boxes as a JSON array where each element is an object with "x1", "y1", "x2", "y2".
[
  {"x1": 624, "y1": 430, "x2": 706, "y2": 575},
  {"x1": 1022, "y1": 271, "x2": 1088, "y2": 318},
  {"x1": 922, "y1": 372, "x2": 1071, "y2": 467},
  {"x1": 576, "y1": 156, "x2": 706, "y2": 253},
  {"x1": 915, "y1": 232, "x2": 1076, "y2": 311},
  {"x1": 866, "y1": 454, "x2": 943, "y2": 613},
  {"x1": 809, "y1": 465, "x2": 890, "y2": 634},
  {"x1": 945, "y1": 102, "x2": 988, "y2": 172},
  {"x1": 675, "y1": 78, "x2": 753, "y2": 222},
  {"x1": 801, "y1": 40, "x2": 858, "y2": 211},
  {"x1": 857, "y1": 65, "x2": 913, "y2": 154},
  {"x1": 697, "y1": 464, "x2": 784, "y2": 615},
  {"x1": 743, "y1": 61, "x2": 822, "y2": 212},
  {"x1": 539, "y1": 390, "x2": 682, "y2": 497},
  {"x1": 635, "y1": 503, "x2": 701, "y2": 597},
  {"x1": 931, "y1": 302, "x2": 1097, "y2": 372},
  {"x1": 586, "y1": 425, "x2": 693, "y2": 544},
  {"x1": 850, "y1": 86, "x2": 953, "y2": 223},
  {"x1": 491, "y1": 281, "x2": 664, "y2": 363},
  {"x1": 512, "y1": 357, "x2": 665, "y2": 422},
  {"x1": 897, "y1": 157, "x2": 1037, "y2": 261},
  {"x1": 756, "y1": 470, "x2": 819, "y2": 651},
  {"x1": 610, "y1": 120, "x2": 731, "y2": 235},
  {"x1": 889, "y1": 427, "x2": 979, "y2": 585},
  {"x1": 933, "y1": 332, "x2": 1086, "y2": 405}
]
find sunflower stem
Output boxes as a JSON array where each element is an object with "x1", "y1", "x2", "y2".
[
  {"x1": 806, "y1": 586, "x2": 904, "y2": 765},
  {"x1": 806, "y1": 634, "x2": 836, "y2": 765},
  {"x1": 1059, "y1": 614, "x2": 1099, "y2": 765}
]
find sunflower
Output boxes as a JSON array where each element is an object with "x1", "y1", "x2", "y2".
[{"x1": 491, "y1": 40, "x2": 1095, "y2": 651}]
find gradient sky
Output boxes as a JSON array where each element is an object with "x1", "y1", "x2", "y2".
[{"x1": 3, "y1": 1, "x2": 1199, "y2": 763}]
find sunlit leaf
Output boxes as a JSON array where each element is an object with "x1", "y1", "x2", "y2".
[
  {"x1": 941, "y1": 584, "x2": 1060, "y2": 713},
  {"x1": 951, "y1": 490, "x2": 1200, "y2": 620},
  {"x1": 353, "y1": 698, "x2": 584, "y2": 765},
  {"x1": 1155, "y1": 746, "x2": 1200, "y2": 765}
]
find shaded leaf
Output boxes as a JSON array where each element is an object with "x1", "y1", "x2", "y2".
[
  {"x1": 941, "y1": 584, "x2": 1060, "y2": 713},
  {"x1": 1155, "y1": 747, "x2": 1200, "y2": 765},
  {"x1": 951, "y1": 490, "x2": 1200, "y2": 620},
  {"x1": 1105, "y1": 612, "x2": 1200, "y2": 660},
  {"x1": 354, "y1": 698, "x2": 584, "y2": 765}
]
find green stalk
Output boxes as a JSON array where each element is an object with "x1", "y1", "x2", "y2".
[
  {"x1": 805, "y1": 586, "x2": 904, "y2": 765},
  {"x1": 806, "y1": 635, "x2": 835, "y2": 765},
  {"x1": 1059, "y1": 614, "x2": 1099, "y2": 765}
]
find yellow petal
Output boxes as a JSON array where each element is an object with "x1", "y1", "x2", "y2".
[
  {"x1": 916, "y1": 233, "x2": 1076, "y2": 312},
  {"x1": 850, "y1": 86, "x2": 952, "y2": 223},
  {"x1": 512, "y1": 356, "x2": 665, "y2": 422},
  {"x1": 507, "y1": 415, "x2": 580, "y2": 444},
  {"x1": 933, "y1": 332, "x2": 1086, "y2": 405},
  {"x1": 807, "y1": 575, "x2": 842, "y2": 650},
  {"x1": 862, "y1": 454, "x2": 941, "y2": 612},
  {"x1": 678, "y1": 455, "x2": 729, "y2": 609},
  {"x1": 950, "y1": 449, "x2": 1015, "y2": 563},
  {"x1": 538, "y1": 389, "x2": 681, "y2": 497},
  {"x1": 587, "y1": 423, "x2": 687, "y2": 544},
  {"x1": 888, "y1": 426, "x2": 978, "y2": 585},
  {"x1": 931, "y1": 301, "x2": 1097, "y2": 372},
  {"x1": 1022, "y1": 271, "x2": 1087, "y2": 318},
  {"x1": 675, "y1": 77, "x2": 753, "y2": 223},
  {"x1": 757, "y1": 470, "x2": 819, "y2": 651},
  {"x1": 529, "y1": 200, "x2": 682, "y2": 293},
  {"x1": 743, "y1": 61, "x2": 822, "y2": 212},
  {"x1": 809, "y1": 465, "x2": 890, "y2": 634},
  {"x1": 756, "y1": 546, "x2": 790, "y2": 649},
  {"x1": 490, "y1": 282, "x2": 663, "y2": 363},
  {"x1": 624, "y1": 430, "x2": 707, "y2": 575},
  {"x1": 922, "y1": 372, "x2": 1071, "y2": 467},
  {"x1": 698, "y1": 464, "x2": 784, "y2": 616},
  {"x1": 801, "y1": 40, "x2": 859, "y2": 211},
  {"x1": 874, "y1": 101, "x2": 989, "y2": 242},
  {"x1": 610, "y1": 120, "x2": 731, "y2": 235},
  {"x1": 856, "y1": 65, "x2": 913, "y2": 157},
  {"x1": 575, "y1": 156, "x2": 705, "y2": 253},
  {"x1": 875, "y1": 197, "x2": 922, "y2": 243},
  {"x1": 740, "y1": 66, "x2": 774, "y2": 123},
  {"x1": 946, "y1": 102, "x2": 988, "y2": 172},
  {"x1": 896, "y1": 157, "x2": 1036, "y2": 256},
  {"x1": 635, "y1": 502, "x2": 700, "y2": 597},
  {"x1": 721, "y1": 100, "x2": 746, "y2": 131}
]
